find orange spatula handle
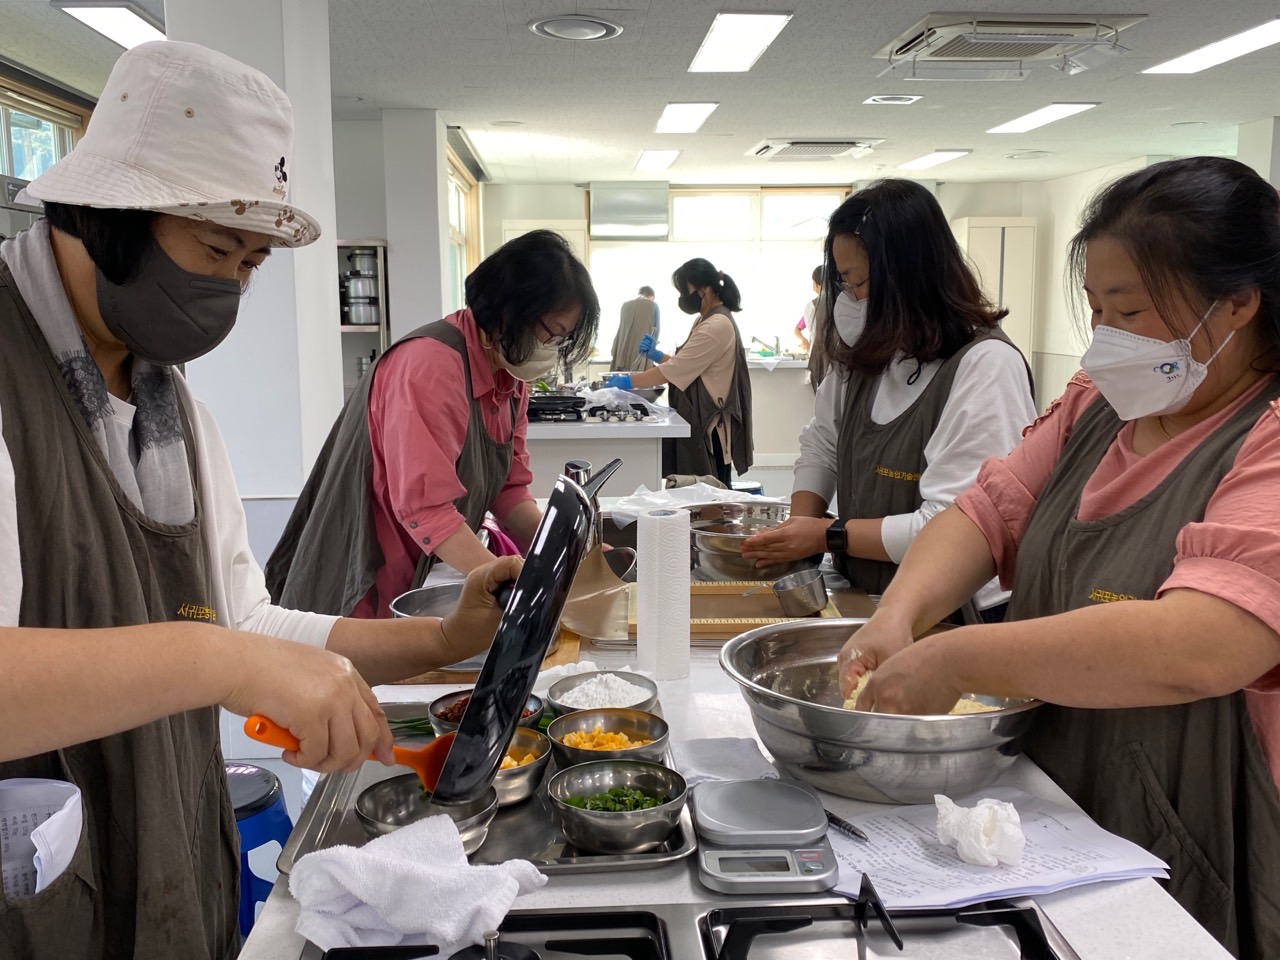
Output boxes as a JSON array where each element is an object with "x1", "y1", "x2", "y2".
[
  {"x1": 245, "y1": 715, "x2": 300, "y2": 751},
  {"x1": 244, "y1": 714, "x2": 393, "y2": 762}
]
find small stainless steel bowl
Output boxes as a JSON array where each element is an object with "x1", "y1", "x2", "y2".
[
  {"x1": 682, "y1": 501, "x2": 819, "y2": 582},
  {"x1": 547, "y1": 759, "x2": 687, "y2": 854},
  {"x1": 493, "y1": 727, "x2": 551, "y2": 807},
  {"x1": 429, "y1": 689, "x2": 543, "y2": 737},
  {"x1": 772, "y1": 567, "x2": 828, "y2": 617},
  {"x1": 720, "y1": 618, "x2": 1042, "y2": 804},
  {"x1": 354, "y1": 775, "x2": 498, "y2": 854},
  {"x1": 547, "y1": 708, "x2": 669, "y2": 767},
  {"x1": 547, "y1": 670, "x2": 659, "y2": 717}
]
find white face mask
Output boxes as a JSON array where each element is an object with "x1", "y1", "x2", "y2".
[
  {"x1": 497, "y1": 341, "x2": 561, "y2": 382},
  {"x1": 1080, "y1": 301, "x2": 1232, "y2": 420},
  {"x1": 833, "y1": 291, "x2": 867, "y2": 346}
]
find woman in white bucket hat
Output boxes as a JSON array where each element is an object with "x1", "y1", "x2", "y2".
[{"x1": 0, "y1": 41, "x2": 519, "y2": 957}]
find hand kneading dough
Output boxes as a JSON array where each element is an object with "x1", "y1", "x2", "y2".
[{"x1": 842, "y1": 671, "x2": 1000, "y2": 715}]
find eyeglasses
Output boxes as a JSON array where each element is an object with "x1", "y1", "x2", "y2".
[
  {"x1": 833, "y1": 270, "x2": 869, "y2": 294},
  {"x1": 538, "y1": 318, "x2": 576, "y2": 348}
]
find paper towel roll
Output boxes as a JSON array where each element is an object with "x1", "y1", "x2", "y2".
[{"x1": 636, "y1": 507, "x2": 691, "y2": 680}]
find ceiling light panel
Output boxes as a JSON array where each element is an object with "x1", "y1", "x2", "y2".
[
  {"x1": 635, "y1": 150, "x2": 680, "y2": 172},
  {"x1": 898, "y1": 149, "x2": 971, "y2": 170},
  {"x1": 1143, "y1": 18, "x2": 1280, "y2": 74},
  {"x1": 655, "y1": 102, "x2": 719, "y2": 134},
  {"x1": 987, "y1": 102, "x2": 1098, "y2": 134},
  {"x1": 863, "y1": 95, "x2": 922, "y2": 105},
  {"x1": 54, "y1": 2, "x2": 165, "y2": 48},
  {"x1": 688, "y1": 13, "x2": 792, "y2": 73}
]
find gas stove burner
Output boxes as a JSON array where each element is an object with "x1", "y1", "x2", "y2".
[
  {"x1": 586, "y1": 402, "x2": 649, "y2": 422},
  {"x1": 448, "y1": 942, "x2": 539, "y2": 960}
]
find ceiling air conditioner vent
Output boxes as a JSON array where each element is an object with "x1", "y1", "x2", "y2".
[
  {"x1": 749, "y1": 138, "x2": 884, "y2": 162},
  {"x1": 878, "y1": 12, "x2": 1147, "y2": 63}
]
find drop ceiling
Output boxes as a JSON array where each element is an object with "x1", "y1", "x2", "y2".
[{"x1": 0, "y1": 0, "x2": 1275, "y2": 185}]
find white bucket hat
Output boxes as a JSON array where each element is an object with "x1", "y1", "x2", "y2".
[{"x1": 23, "y1": 40, "x2": 320, "y2": 247}]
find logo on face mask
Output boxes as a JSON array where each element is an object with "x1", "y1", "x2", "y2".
[{"x1": 1080, "y1": 300, "x2": 1229, "y2": 421}]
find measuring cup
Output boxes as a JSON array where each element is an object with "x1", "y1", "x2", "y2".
[
  {"x1": 244, "y1": 715, "x2": 454, "y2": 794},
  {"x1": 771, "y1": 567, "x2": 828, "y2": 617}
]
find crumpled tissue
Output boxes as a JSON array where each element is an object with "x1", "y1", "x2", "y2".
[{"x1": 935, "y1": 794, "x2": 1026, "y2": 867}]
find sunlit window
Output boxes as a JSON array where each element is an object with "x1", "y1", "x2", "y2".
[
  {"x1": 0, "y1": 88, "x2": 80, "y2": 181},
  {"x1": 761, "y1": 191, "x2": 845, "y2": 240},
  {"x1": 671, "y1": 192, "x2": 755, "y2": 242}
]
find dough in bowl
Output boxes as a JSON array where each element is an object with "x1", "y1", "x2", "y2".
[{"x1": 842, "y1": 671, "x2": 1000, "y2": 715}]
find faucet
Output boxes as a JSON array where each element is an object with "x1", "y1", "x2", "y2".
[{"x1": 750, "y1": 336, "x2": 771, "y2": 352}]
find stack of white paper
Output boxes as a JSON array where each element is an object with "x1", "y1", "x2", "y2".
[{"x1": 830, "y1": 786, "x2": 1168, "y2": 910}]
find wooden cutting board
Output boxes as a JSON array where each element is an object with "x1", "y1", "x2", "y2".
[
  {"x1": 392, "y1": 627, "x2": 582, "y2": 685},
  {"x1": 626, "y1": 581, "x2": 878, "y2": 642}
]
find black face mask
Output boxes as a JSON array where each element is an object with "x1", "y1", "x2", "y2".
[
  {"x1": 678, "y1": 290, "x2": 703, "y2": 315},
  {"x1": 96, "y1": 239, "x2": 243, "y2": 366}
]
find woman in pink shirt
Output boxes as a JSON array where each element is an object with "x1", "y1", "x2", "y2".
[
  {"x1": 267, "y1": 230, "x2": 599, "y2": 618},
  {"x1": 836, "y1": 157, "x2": 1280, "y2": 957}
]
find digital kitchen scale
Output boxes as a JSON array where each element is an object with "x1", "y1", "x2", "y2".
[{"x1": 692, "y1": 779, "x2": 839, "y2": 895}]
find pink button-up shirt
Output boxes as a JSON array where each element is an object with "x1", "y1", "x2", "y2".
[{"x1": 352, "y1": 309, "x2": 533, "y2": 618}]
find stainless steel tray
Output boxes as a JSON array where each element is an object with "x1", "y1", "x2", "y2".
[{"x1": 278, "y1": 702, "x2": 697, "y2": 876}]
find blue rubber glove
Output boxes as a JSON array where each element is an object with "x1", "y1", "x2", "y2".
[
  {"x1": 605, "y1": 373, "x2": 632, "y2": 390},
  {"x1": 638, "y1": 335, "x2": 664, "y2": 363}
]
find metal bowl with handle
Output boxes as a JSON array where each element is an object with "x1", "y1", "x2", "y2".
[
  {"x1": 682, "y1": 501, "x2": 819, "y2": 582},
  {"x1": 720, "y1": 618, "x2": 1042, "y2": 803}
]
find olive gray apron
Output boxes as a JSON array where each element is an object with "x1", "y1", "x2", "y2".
[
  {"x1": 834, "y1": 328, "x2": 1025, "y2": 595},
  {"x1": 265, "y1": 320, "x2": 515, "y2": 615},
  {"x1": 1008, "y1": 386, "x2": 1280, "y2": 958},
  {"x1": 662, "y1": 306, "x2": 754, "y2": 478},
  {"x1": 0, "y1": 264, "x2": 238, "y2": 960}
]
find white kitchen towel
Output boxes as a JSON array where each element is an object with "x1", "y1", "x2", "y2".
[
  {"x1": 290, "y1": 814, "x2": 546, "y2": 951},
  {"x1": 669, "y1": 737, "x2": 779, "y2": 787},
  {"x1": 935, "y1": 794, "x2": 1025, "y2": 867}
]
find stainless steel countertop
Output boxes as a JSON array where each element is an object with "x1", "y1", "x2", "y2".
[{"x1": 238, "y1": 646, "x2": 1232, "y2": 960}]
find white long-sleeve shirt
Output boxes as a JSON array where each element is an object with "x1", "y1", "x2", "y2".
[
  {"x1": 0, "y1": 375, "x2": 337, "y2": 644},
  {"x1": 794, "y1": 340, "x2": 1036, "y2": 609}
]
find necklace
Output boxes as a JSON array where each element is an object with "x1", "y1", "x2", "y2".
[{"x1": 1155, "y1": 415, "x2": 1175, "y2": 441}]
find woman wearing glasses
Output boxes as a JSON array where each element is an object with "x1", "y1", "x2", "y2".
[
  {"x1": 742, "y1": 180, "x2": 1035, "y2": 621},
  {"x1": 267, "y1": 229, "x2": 599, "y2": 617},
  {"x1": 605, "y1": 258, "x2": 753, "y2": 486}
]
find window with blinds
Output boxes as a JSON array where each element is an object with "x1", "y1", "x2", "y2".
[{"x1": 0, "y1": 87, "x2": 82, "y2": 182}]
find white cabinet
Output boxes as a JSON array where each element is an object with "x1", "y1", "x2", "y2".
[{"x1": 950, "y1": 217, "x2": 1036, "y2": 361}]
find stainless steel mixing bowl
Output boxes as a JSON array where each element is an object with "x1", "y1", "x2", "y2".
[
  {"x1": 546, "y1": 670, "x2": 659, "y2": 716},
  {"x1": 354, "y1": 775, "x2": 499, "y2": 853},
  {"x1": 390, "y1": 581, "x2": 558, "y2": 671},
  {"x1": 428, "y1": 689, "x2": 544, "y2": 736},
  {"x1": 681, "y1": 501, "x2": 819, "y2": 581},
  {"x1": 547, "y1": 759, "x2": 687, "y2": 854},
  {"x1": 720, "y1": 618, "x2": 1042, "y2": 803},
  {"x1": 493, "y1": 727, "x2": 551, "y2": 807},
  {"x1": 547, "y1": 708, "x2": 669, "y2": 767}
]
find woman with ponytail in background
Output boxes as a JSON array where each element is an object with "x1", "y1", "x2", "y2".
[{"x1": 606, "y1": 257, "x2": 753, "y2": 486}]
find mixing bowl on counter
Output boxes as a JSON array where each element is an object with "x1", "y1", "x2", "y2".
[
  {"x1": 547, "y1": 759, "x2": 687, "y2": 854},
  {"x1": 546, "y1": 708, "x2": 669, "y2": 767},
  {"x1": 720, "y1": 618, "x2": 1042, "y2": 804},
  {"x1": 389, "y1": 581, "x2": 559, "y2": 671},
  {"x1": 428, "y1": 689, "x2": 544, "y2": 737},
  {"x1": 355, "y1": 776, "x2": 499, "y2": 852},
  {"x1": 680, "y1": 501, "x2": 820, "y2": 581}
]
